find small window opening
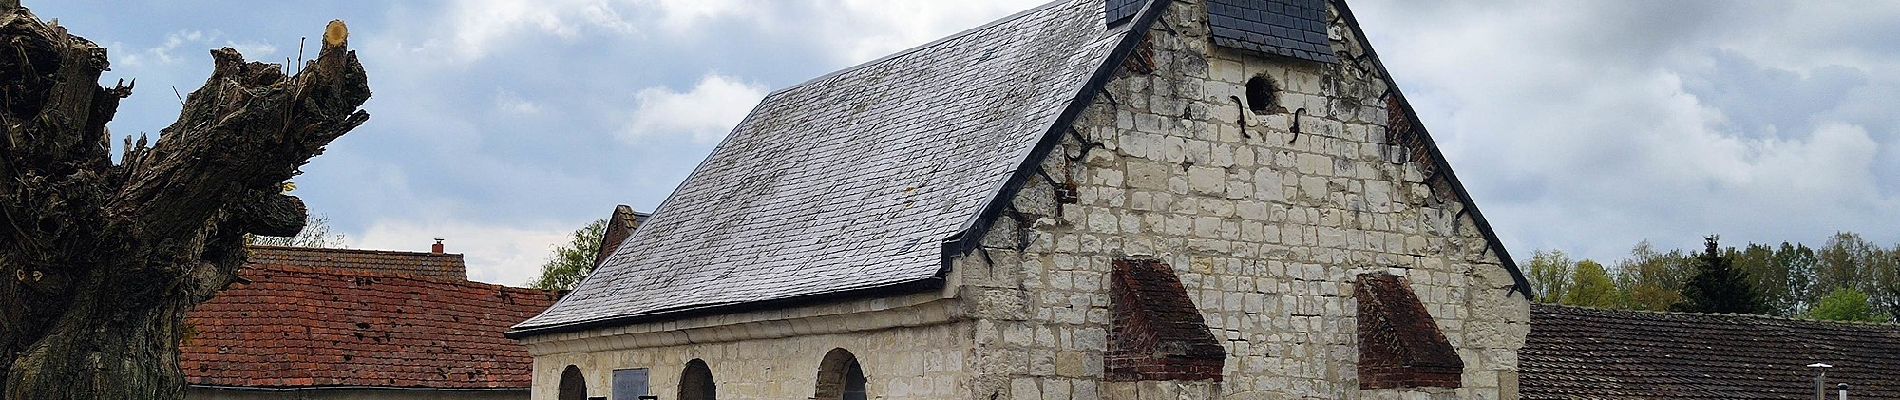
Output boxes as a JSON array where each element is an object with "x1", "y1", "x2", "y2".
[
  {"x1": 559, "y1": 365, "x2": 588, "y2": 400},
  {"x1": 678, "y1": 359, "x2": 716, "y2": 400},
  {"x1": 1245, "y1": 76, "x2": 1276, "y2": 113},
  {"x1": 814, "y1": 348, "x2": 869, "y2": 400}
]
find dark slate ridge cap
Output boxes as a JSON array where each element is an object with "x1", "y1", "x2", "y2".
[
  {"x1": 945, "y1": 0, "x2": 1168, "y2": 258},
  {"x1": 763, "y1": 0, "x2": 1072, "y2": 99},
  {"x1": 1330, "y1": 0, "x2": 1530, "y2": 299},
  {"x1": 1533, "y1": 303, "x2": 1900, "y2": 327},
  {"x1": 505, "y1": 276, "x2": 944, "y2": 339}
]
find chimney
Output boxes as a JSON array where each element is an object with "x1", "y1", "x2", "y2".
[{"x1": 431, "y1": 238, "x2": 445, "y2": 255}]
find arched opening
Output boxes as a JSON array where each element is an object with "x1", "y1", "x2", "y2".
[
  {"x1": 1245, "y1": 76, "x2": 1277, "y2": 113},
  {"x1": 558, "y1": 365, "x2": 587, "y2": 400},
  {"x1": 678, "y1": 359, "x2": 716, "y2": 400},
  {"x1": 813, "y1": 348, "x2": 868, "y2": 400}
]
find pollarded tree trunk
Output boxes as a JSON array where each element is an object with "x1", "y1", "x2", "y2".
[{"x1": 0, "y1": 3, "x2": 370, "y2": 399}]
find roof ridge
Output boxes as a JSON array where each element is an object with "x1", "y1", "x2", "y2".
[
  {"x1": 246, "y1": 245, "x2": 461, "y2": 258},
  {"x1": 1534, "y1": 303, "x2": 1900, "y2": 326},
  {"x1": 245, "y1": 263, "x2": 552, "y2": 293}
]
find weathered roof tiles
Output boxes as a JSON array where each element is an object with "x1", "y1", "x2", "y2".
[{"x1": 1524, "y1": 304, "x2": 1900, "y2": 399}]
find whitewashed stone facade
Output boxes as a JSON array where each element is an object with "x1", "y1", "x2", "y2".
[
  {"x1": 955, "y1": 2, "x2": 1529, "y2": 399},
  {"x1": 521, "y1": 1, "x2": 1528, "y2": 399}
]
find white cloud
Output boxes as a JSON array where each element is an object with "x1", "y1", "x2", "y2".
[
  {"x1": 376, "y1": 0, "x2": 645, "y2": 65},
  {"x1": 1353, "y1": 0, "x2": 1900, "y2": 262},
  {"x1": 350, "y1": 219, "x2": 574, "y2": 286},
  {"x1": 493, "y1": 89, "x2": 544, "y2": 115},
  {"x1": 621, "y1": 73, "x2": 767, "y2": 144},
  {"x1": 116, "y1": 30, "x2": 279, "y2": 68}
]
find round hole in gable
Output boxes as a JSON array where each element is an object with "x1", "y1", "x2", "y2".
[{"x1": 1245, "y1": 76, "x2": 1277, "y2": 113}]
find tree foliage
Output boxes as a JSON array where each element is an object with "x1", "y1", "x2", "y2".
[
  {"x1": 1613, "y1": 241, "x2": 1691, "y2": 311},
  {"x1": 1562, "y1": 260, "x2": 1618, "y2": 308},
  {"x1": 1525, "y1": 249, "x2": 1574, "y2": 304},
  {"x1": 1530, "y1": 232, "x2": 1895, "y2": 323},
  {"x1": 528, "y1": 218, "x2": 609, "y2": 291},
  {"x1": 1672, "y1": 236, "x2": 1768, "y2": 314},
  {"x1": 1809, "y1": 288, "x2": 1889, "y2": 322}
]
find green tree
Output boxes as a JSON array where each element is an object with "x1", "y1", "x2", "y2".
[
  {"x1": 1562, "y1": 260, "x2": 1619, "y2": 308},
  {"x1": 528, "y1": 218, "x2": 610, "y2": 291},
  {"x1": 1814, "y1": 232, "x2": 1900, "y2": 318},
  {"x1": 1774, "y1": 242, "x2": 1820, "y2": 315},
  {"x1": 1731, "y1": 243, "x2": 1802, "y2": 316},
  {"x1": 1673, "y1": 236, "x2": 1768, "y2": 314},
  {"x1": 1808, "y1": 288, "x2": 1890, "y2": 322},
  {"x1": 1525, "y1": 249, "x2": 1575, "y2": 303},
  {"x1": 1615, "y1": 240, "x2": 1691, "y2": 311}
]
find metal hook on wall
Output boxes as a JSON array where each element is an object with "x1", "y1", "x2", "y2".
[
  {"x1": 1228, "y1": 95, "x2": 1251, "y2": 139},
  {"x1": 1290, "y1": 107, "x2": 1306, "y2": 144}
]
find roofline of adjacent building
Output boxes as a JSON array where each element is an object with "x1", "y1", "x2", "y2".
[
  {"x1": 1329, "y1": 0, "x2": 1531, "y2": 299},
  {"x1": 245, "y1": 244, "x2": 462, "y2": 258},
  {"x1": 505, "y1": 276, "x2": 945, "y2": 339},
  {"x1": 189, "y1": 384, "x2": 525, "y2": 392},
  {"x1": 1533, "y1": 303, "x2": 1900, "y2": 326}
]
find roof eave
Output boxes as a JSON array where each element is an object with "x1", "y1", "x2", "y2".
[{"x1": 506, "y1": 276, "x2": 945, "y2": 339}]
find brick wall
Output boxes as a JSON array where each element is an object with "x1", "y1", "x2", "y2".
[
  {"x1": 1106, "y1": 258, "x2": 1225, "y2": 382},
  {"x1": 1355, "y1": 273, "x2": 1463, "y2": 390}
]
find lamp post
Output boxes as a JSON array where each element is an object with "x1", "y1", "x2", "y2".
[{"x1": 1808, "y1": 363, "x2": 1833, "y2": 400}]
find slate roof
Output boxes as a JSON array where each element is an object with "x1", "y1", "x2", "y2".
[
  {"x1": 1523, "y1": 304, "x2": 1900, "y2": 399},
  {"x1": 513, "y1": 0, "x2": 1158, "y2": 333},
  {"x1": 183, "y1": 261, "x2": 557, "y2": 389},
  {"x1": 1209, "y1": 0, "x2": 1339, "y2": 64},
  {"x1": 247, "y1": 245, "x2": 466, "y2": 280}
]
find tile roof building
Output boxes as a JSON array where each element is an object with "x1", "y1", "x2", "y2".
[
  {"x1": 183, "y1": 246, "x2": 558, "y2": 400},
  {"x1": 1523, "y1": 304, "x2": 1900, "y2": 399},
  {"x1": 514, "y1": 0, "x2": 1533, "y2": 398}
]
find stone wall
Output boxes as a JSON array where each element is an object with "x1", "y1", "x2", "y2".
[
  {"x1": 522, "y1": 295, "x2": 973, "y2": 400},
  {"x1": 953, "y1": 0, "x2": 1530, "y2": 399}
]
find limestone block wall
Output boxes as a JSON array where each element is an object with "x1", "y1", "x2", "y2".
[
  {"x1": 523, "y1": 296, "x2": 974, "y2": 400},
  {"x1": 955, "y1": 1, "x2": 1530, "y2": 399}
]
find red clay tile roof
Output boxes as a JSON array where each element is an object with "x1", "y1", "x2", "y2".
[
  {"x1": 1524, "y1": 304, "x2": 1900, "y2": 399},
  {"x1": 246, "y1": 245, "x2": 467, "y2": 280},
  {"x1": 182, "y1": 262, "x2": 557, "y2": 389}
]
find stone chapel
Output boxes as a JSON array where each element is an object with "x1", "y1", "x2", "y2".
[{"x1": 510, "y1": 0, "x2": 1532, "y2": 398}]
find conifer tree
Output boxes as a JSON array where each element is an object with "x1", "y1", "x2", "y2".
[{"x1": 1672, "y1": 236, "x2": 1769, "y2": 314}]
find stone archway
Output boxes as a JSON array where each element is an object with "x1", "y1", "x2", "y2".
[
  {"x1": 678, "y1": 359, "x2": 716, "y2": 400},
  {"x1": 559, "y1": 365, "x2": 587, "y2": 400},
  {"x1": 813, "y1": 348, "x2": 867, "y2": 400}
]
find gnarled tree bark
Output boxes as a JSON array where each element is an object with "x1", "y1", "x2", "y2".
[{"x1": 0, "y1": 4, "x2": 369, "y2": 399}]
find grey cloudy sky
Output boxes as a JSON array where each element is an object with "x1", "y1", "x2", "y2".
[{"x1": 33, "y1": 1, "x2": 1899, "y2": 284}]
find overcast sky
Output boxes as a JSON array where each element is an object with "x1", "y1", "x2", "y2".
[{"x1": 35, "y1": 1, "x2": 1899, "y2": 285}]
